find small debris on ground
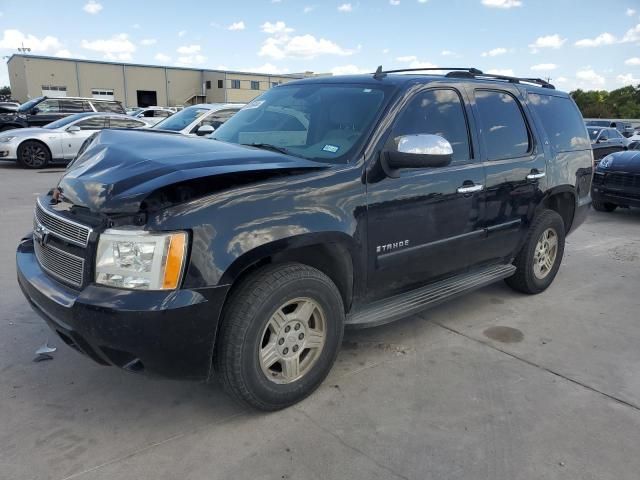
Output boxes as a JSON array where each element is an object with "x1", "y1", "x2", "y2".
[{"x1": 33, "y1": 341, "x2": 56, "y2": 362}]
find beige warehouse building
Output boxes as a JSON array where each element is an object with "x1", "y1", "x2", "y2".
[{"x1": 7, "y1": 54, "x2": 314, "y2": 107}]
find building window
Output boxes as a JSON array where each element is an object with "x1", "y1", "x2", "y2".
[
  {"x1": 205, "y1": 80, "x2": 212, "y2": 90},
  {"x1": 91, "y1": 88, "x2": 115, "y2": 100},
  {"x1": 218, "y1": 79, "x2": 224, "y2": 88},
  {"x1": 231, "y1": 80, "x2": 241, "y2": 89},
  {"x1": 251, "y1": 81, "x2": 260, "y2": 90},
  {"x1": 41, "y1": 85, "x2": 67, "y2": 97}
]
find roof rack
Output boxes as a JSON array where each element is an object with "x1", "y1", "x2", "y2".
[{"x1": 372, "y1": 66, "x2": 555, "y2": 89}]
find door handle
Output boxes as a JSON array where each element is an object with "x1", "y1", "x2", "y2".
[
  {"x1": 457, "y1": 184, "x2": 484, "y2": 194},
  {"x1": 526, "y1": 171, "x2": 546, "y2": 180}
]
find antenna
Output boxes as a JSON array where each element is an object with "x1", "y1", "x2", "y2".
[{"x1": 373, "y1": 65, "x2": 386, "y2": 79}]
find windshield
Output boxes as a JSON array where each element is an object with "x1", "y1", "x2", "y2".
[
  {"x1": 588, "y1": 128, "x2": 603, "y2": 141},
  {"x1": 211, "y1": 84, "x2": 388, "y2": 163},
  {"x1": 17, "y1": 97, "x2": 43, "y2": 113},
  {"x1": 43, "y1": 114, "x2": 89, "y2": 130},
  {"x1": 153, "y1": 106, "x2": 211, "y2": 131}
]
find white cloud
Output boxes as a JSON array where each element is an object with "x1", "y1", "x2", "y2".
[
  {"x1": 555, "y1": 76, "x2": 568, "y2": 83},
  {"x1": 575, "y1": 32, "x2": 616, "y2": 47},
  {"x1": 626, "y1": 8, "x2": 636, "y2": 16},
  {"x1": 331, "y1": 65, "x2": 369, "y2": 75},
  {"x1": 178, "y1": 30, "x2": 187, "y2": 37},
  {"x1": 261, "y1": 21, "x2": 293, "y2": 35},
  {"x1": 625, "y1": 57, "x2": 640, "y2": 65},
  {"x1": 228, "y1": 21, "x2": 246, "y2": 31},
  {"x1": 131, "y1": 23, "x2": 141, "y2": 29},
  {"x1": 441, "y1": 50, "x2": 456, "y2": 56},
  {"x1": 0, "y1": 29, "x2": 62, "y2": 52},
  {"x1": 621, "y1": 23, "x2": 640, "y2": 43},
  {"x1": 176, "y1": 54, "x2": 207, "y2": 66},
  {"x1": 154, "y1": 53, "x2": 171, "y2": 63},
  {"x1": 303, "y1": 5, "x2": 315, "y2": 13},
  {"x1": 576, "y1": 69, "x2": 605, "y2": 88},
  {"x1": 382, "y1": 48, "x2": 390, "y2": 54},
  {"x1": 418, "y1": 0, "x2": 428, "y2": 3},
  {"x1": 140, "y1": 38, "x2": 157, "y2": 46},
  {"x1": 529, "y1": 34, "x2": 566, "y2": 52},
  {"x1": 54, "y1": 49, "x2": 73, "y2": 58},
  {"x1": 243, "y1": 63, "x2": 290, "y2": 74},
  {"x1": 81, "y1": 33, "x2": 136, "y2": 60},
  {"x1": 396, "y1": 55, "x2": 418, "y2": 62},
  {"x1": 338, "y1": 3, "x2": 352, "y2": 12},
  {"x1": 481, "y1": 0, "x2": 522, "y2": 8},
  {"x1": 83, "y1": 1, "x2": 103, "y2": 14},
  {"x1": 481, "y1": 47, "x2": 507, "y2": 57},
  {"x1": 395, "y1": 55, "x2": 438, "y2": 69},
  {"x1": 487, "y1": 68, "x2": 515, "y2": 76},
  {"x1": 390, "y1": 0, "x2": 400, "y2": 5},
  {"x1": 617, "y1": 73, "x2": 640, "y2": 84},
  {"x1": 177, "y1": 44, "x2": 201, "y2": 54},
  {"x1": 530, "y1": 63, "x2": 557, "y2": 71}
]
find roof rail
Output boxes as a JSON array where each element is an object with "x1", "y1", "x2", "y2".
[{"x1": 372, "y1": 66, "x2": 555, "y2": 89}]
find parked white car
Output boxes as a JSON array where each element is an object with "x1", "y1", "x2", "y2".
[
  {"x1": 0, "y1": 112, "x2": 146, "y2": 168},
  {"x1": 130, "y1": 107, "x2": 175, "y2": 126},
  {"x1": 152, "y1": 103, "x2": 244, "y2": 136}
]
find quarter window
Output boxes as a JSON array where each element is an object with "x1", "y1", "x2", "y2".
[
  {"x1": 391, "y1": 88, "x2": 471, "y2": 164},
  {"x1": 474, "y1": 89, "x2": 530, "y2": 160},
  {"x1": 528, "y1": 94, "x2": 590, "y2": 152}
]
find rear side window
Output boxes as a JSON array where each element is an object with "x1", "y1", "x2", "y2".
[
  {"x1": 109, "y1": 118, "x2": 146, "y2": 128},
  {"x1": 392, "y1": 88, "x2": 471, "y2": 164},
  {"x1": 528, "y1": 94, "x2": 590, "y2": 151},
  {"x1": 92, "y1": 101, "x2": 125, "y2": 113},
  {"x1": 59, "y1": 100, "x2": 86, "y2": 113},
  {"x1": 474, "y1": 90, "x2": 530, "y2": 160}
]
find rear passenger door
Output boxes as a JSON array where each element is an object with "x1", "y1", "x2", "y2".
[
  {"x1": 468, "y1": 88, "x2": 546, "y2": 263},
  {"x1": 365, "y1": 87, "x2": 486, "y2": 301}
]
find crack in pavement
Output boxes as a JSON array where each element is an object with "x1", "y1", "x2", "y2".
[
  {"x1": 433, "y1": 321, "x2": 640, "y2": 413},
  {"x1": 293, "y1": 407, "x2": 410, "y2": 480}
]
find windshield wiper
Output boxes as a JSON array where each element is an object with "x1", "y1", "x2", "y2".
[{"x1": 241, "y1": 143, "x2": 292, "y2": 156}]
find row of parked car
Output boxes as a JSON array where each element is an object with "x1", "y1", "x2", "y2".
[
  {"x1": 587, "y1": 120, "x2": 640, "y2": 162},
  {"x1": 0, "y1": 96, "x2": 243, "y2": 168}
]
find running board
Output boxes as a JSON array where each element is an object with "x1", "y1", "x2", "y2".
[{"x1": 346, "y1": 264, "x2": 516, "y2": 329}]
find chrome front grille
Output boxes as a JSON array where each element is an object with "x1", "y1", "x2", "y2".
[
  {"x1": 33, "y1": 240, "x2": 85, "y2": 287},
  {"x1": 34, "y1": 199, "x2": 91, "y2": 247}
]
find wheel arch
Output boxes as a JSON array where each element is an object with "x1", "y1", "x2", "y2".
[
  {"x1": 538, "y1": 186, "x2": 577, "y2": 234},
  {"x1": 17, "y1": 138, "x2": 53, "y2": 161}
]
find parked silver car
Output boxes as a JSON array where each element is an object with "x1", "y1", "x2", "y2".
[
  {"x1": 129, "y1": 107, "x2": 175, "y2": 126},
  {"x1": 0, "y1": 112, "x2": 146, "y2": 168},
  {"x1": 152, "y1": 103, "x2": 243, "y2": 136}
]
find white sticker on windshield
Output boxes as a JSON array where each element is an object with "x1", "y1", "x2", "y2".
[
  {"x1": 322, "y1": 144, "x2": 339, "y2": 153},
  {"x1": 363, "y1": 88, "x2": 372, "y2": 93},
  {"x1": 244, "y1": 100, "x2": 264, "y2": 110}
]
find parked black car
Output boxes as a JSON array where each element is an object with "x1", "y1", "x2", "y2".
[
  {"x1": 0, "y1": 101, "x2": 20, "y2": 113},
  {"x1": 17, "y1": 68, "x2": 592, "y2": 410},
  {"x1": 0, "y1": 96, "x2": 125, "y2": 131},
  {"x1": 589, "y1": 127, "x2": 627, "y2": 161},
  {"x1": 591, "y1": 150, "x2": 640, "y2": 211}
]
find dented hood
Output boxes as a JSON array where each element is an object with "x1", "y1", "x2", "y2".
[{"x1": 57, "y1": 129, "x2": 326, "y2": 213}]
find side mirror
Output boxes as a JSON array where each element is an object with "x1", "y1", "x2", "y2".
[
  {"x1": 597, "y1": 137, "x2": 607, "y2": 143},
  {"x1": 31, "y1": 107, "x2": 40, "y2": 115},
  {"x1": 196, "y1": 125, "x2": 214, "y2": 136},
  {"x1": 381, "y1": 134, "x2": 453, "y2": 178},
  {"x1": 67, "y1": 125, "x2": 81, "y2": 133}
]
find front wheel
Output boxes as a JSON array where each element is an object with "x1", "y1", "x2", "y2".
[
  {"x1": 505, "y1": 210, "x2": 565, "y2": 294},
  {"x1": 215, "y1": 263, "x2": 344, "y2": 410},
  {"x1": 17, "y1": 140, "x2": 51, "y2": 169}
]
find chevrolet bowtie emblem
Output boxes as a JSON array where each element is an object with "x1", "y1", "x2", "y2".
[{"x1": 33, "y1": 223, "x2": 51, "y2": 248}]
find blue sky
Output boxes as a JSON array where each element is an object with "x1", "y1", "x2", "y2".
[{"x1": 1, "y1": 0, "x2": 639, "y2": 91}]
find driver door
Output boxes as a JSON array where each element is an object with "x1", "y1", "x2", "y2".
[
  {"x1": 62, "y1": 116, "x2": 107, "y2": 159},
  {"x1": 365, "y1": 87, "x2": 486, "y2": 301}
]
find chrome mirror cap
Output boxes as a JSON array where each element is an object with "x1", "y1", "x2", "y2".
[{"x1": 397, "y1": 134, "x2": 453, "y2": 156}]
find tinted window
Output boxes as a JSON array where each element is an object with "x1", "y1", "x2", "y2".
[
  {"x1": 35, "y1": 99, "x2": 59, "y2": 113},
  {"x1": 528, "y1": 94, "x2": 590, "y2": 152},
  {"x1": 76, "y1": 116, "x2": 106, "y2": 130},
  {"x1": 475, "y1": 90, "x2": 530, "y2": 160},
  {"x1": 59, "y1": 99, "x2": 86, "y2": 113},
  {"x1": 391, "y1": 88, "x2": 470, "y2": 163},
  {"x1": 599, "y1": 130, "x2": 609, "y2": 140},
  {"x1": 192, "y1": 109, "x2": 239, "y2": 132},
  {"x1": 92, "y1": 101, "x2": 125, "y2": 113},
  {"x1": 153, "y1": 106, "x2": 210, "y2": 131},
  {"x1": 610, "y1": 129, "x2": 622, "y2": 139},
  {"x1": 588, "y1": 128, "x2": 603, "y2": 141},
  {"x1": 109, "y1": 118, "x2": 145, "y2": 128}
]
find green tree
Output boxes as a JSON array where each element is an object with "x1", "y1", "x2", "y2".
[
  {"x1": 0, "y1": 86, "x2": 10, "y2": 96},
  {"x1": 571, "y1": 84, "x2": 640, "y2": 118}
]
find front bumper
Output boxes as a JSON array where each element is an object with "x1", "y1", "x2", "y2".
[
  {"x1": 0, "y1": 142, "x2": 17, "y2": 160},
  {"x1": 592, "y1": 187, "x2": 640, "y2": 208},
  {"x1": 17, "y1": 236, "x2": 230, "y2": 381}
]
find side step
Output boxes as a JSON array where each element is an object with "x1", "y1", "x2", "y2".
[{"x1": 346, "y1": 264, "x2": 516, "y2": 329}]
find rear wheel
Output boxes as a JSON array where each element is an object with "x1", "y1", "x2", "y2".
[
  {"x1": 592, "y1": 199, "x2": 617, "y2": 212},
  {"x1": 215, "y1": 263, "x2": 344, "y2": 410},
  {"x1": 17, "y1": 141, "x2": 50, "y2": 169},
  {"x1": 505, "y1": 210, "x2": 565, "y2": 294}
]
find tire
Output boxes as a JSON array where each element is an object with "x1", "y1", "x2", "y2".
[
  {"x1": 17, "y1": 140, "x2": 51, "y2": 169},
  {"x1": 215, "y1": 263, "x2": 345, "y2": 411},
  {"x1": 505, "y1": 210, "x2": 565, "y2": 294},
  {"x1": 592, "y1": 199, "x2": 617, "y2": 212}
]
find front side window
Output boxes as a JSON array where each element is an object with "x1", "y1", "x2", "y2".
[
  {"x1": 153, "y1": 106, "x2": 210, "y2": 131},
  {"x1": 474, "y1": 89, "x2": 530, "y2": 160},
  {"x1": 528, "y1": 94, "x2": 590, "y2": 152},
  {"x1": 212, "y1": 84, "x2": 388, "y2": 163},
  {"x1": 599, "y1": 130, "x2": 609, "y2": 141},
  {"x1": 192, "y1": 109, "x2": 239, "y2": 132},
  {"x1": 390, "y1": 88, "x2": 471, "y2": 164},
  {"x1": 76, "y1": 116, "x2": 107, "y2": 130},
  {"x1": 35, "y1": 99, "x2": 59, "y2": 114}
]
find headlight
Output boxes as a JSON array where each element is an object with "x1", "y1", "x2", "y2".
[
  {"x1": 96, "y1": 229, "x2": 187, "y2": 290},
  {"x1": 599, "y1": 155, "x2": 613, "y2": 169},
  {"x1": 0, "y1": 136, "x2": 16, "y2": 143}
]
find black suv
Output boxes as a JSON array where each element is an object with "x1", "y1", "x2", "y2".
[
  {"x1": 16, "y1": 68, "x2": 592, "y2": 410},
  {"x1": 0, "y1": 96, "x2": 125, "y2": 131}
]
